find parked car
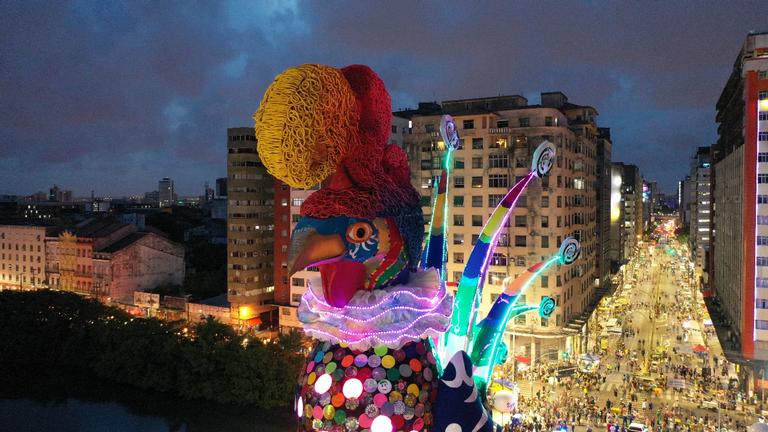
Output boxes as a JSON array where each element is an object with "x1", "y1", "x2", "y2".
[{"x1": 628, "y1": 422, "x2": 647, "y2": 432}]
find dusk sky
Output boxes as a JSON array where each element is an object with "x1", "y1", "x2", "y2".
[{"x1": 2, "y1": 1, "x2": 767, "y2": 197}]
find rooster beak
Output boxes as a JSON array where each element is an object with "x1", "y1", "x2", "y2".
[{"x1": 288, "y1": 228, "x2": 346, "y2": 275}]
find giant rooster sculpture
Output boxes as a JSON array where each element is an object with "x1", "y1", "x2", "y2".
[{"x1": 254, "y1": 64, "x2": 578, "y2": 432}]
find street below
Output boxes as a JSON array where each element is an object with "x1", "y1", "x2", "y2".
[{"x1": 494, "y1": 239, "x2": 752, "y2": 432}]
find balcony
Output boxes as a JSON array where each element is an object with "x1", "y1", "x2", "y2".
[{"x1": 489, "y1": 127, "x2": 510, "y2": 135}]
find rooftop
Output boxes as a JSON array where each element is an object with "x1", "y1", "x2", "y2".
[{"x1": 98, "y1": 232, "x2": 147, "y2": 253}]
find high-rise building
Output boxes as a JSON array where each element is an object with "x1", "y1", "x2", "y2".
[
  {"x1": 399, "y1": 92, "x2": 603, "y2": 360},
  {"x1": 613, "y1": 163, "x2": 642, "y2": 259},
  {"x1": 710, "y1": 31, "x2": 768, "y2": 380},
  {"x1": 608, "y1": 164, "x2": 626, "y2": 269},
  {"x1": 215, "y1": 177, "x2": 227, "y2": 198},
  {"x1": 275, "y1": 182, "x2": 319, "y2": 333},
  {"x1": 226, "y1": 127, "x2": 276, "y2": 326},
  {"x1": 595, "y1": 128, "x2": 613, "y2": 293},
  {"x1": 158, "y1": 178, "x2": 175, "y2": 208},
  {"x1": 689, "y1": 147, "x2": 712, "y2": 271}
]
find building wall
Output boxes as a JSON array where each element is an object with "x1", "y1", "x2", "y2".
[
  {"x1": 0, "y1": 225, "x2": 48, "y2": 290},
  {"x1": 404, "y1": 95, "x2": 599, "y2": 358},
  {"x1": 712, "y1": 32, "x2": 768, "y2": 366},
  {"x1": 595, "y1": 132, "x2": 613, "y2": 287},
  {"x1": 226, "y1": 127, "x2": 275, "y2": 316},
  {"x1": 108, "y1": 234, "x2": 185, "y2": 301},
  {"x1": 608, "y1": 165, "x2": 625, "y2": 265}
]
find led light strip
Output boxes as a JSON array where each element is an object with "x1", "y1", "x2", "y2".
[
  {"x1": 302, "y1": 288, "x2": 449, "y2": 324},
  {"x1": 304, "y1": 311, "x2": 450, "y2": 339},
  {"x1": 305, "y1": 280, "x2": 445, "y2": 311}
]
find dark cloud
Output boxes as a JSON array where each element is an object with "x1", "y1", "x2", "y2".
[{"x1": 1, "y1": 0, "x2": 766, "y2": 195}]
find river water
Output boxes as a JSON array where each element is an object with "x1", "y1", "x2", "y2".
[{"x1": 0, "y1": 367, "x2": 296, "y2": 431}]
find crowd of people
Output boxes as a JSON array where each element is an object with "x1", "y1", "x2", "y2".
[{"x1": 494, "y1": 249, "x2": 751, "y2": 432}]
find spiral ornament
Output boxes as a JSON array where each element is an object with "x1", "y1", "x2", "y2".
[
  {"x1": 558, "y1": 237, "x2": 581, "y2": 265},
  {"x1": 440, "y1": 115, "x2": 461, "y2": 150},
  {"x1": 539, "y1": 296, "x2": 556, "y2": 318},
  {"x1": 531, "y1": 140, "x2": 556, "y2": 178}
]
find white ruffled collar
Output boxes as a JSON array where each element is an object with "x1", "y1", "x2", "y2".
[{"x1": 298, "y1": 269, "x2": 453, "y2": 351}]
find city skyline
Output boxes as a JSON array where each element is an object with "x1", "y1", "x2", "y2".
[{"x1": 2, "y1": 1, "x2": 767, "y2": 196}]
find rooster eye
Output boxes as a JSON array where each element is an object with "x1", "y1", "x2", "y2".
[{"x1": 346, "y1": 222, "x2": 373, "y2": 243}]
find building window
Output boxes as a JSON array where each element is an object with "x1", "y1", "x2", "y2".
[
  {"x1": 497, "y1": 120, "x2": 509, "y2": 128},
  {"x1": 514, "y1": 215, "x2": 527, "y2": 227},
  {"x1": 425, "y1": 124, "x2": 436, "y2": 133},
  {"x1": 454, "y1": 195, "x2": 464, "y2": 207},
  {"x1": 472, "y1": 138, "x2": 483, "y2": 149},
  {"x1": 759, "y1": 216, "x2": 768, "y2": 225},
  {"x1": 758, "y1": 278, "x2": 768, "y2": 288},
  {"x1": 757, "y1": 299, "x2": 768, "y2": 309},
  {"x1": 757, "y1": 320, "x2": 768, "y2": 330},
  {"x1": 472, "y1": 215, "x2": 483, "y2": 226},
  {"x1": 421, "y1": 177, "x2": 432, "y2": 189},
  {"x1": 488, "y1": 272, "x2": 505, "y2": 285},
  {"x1": 472, "y1": 196, "x2": 483, "y2": 207},
  {"x1": 472, "y1": 176, "x2": 483, "y2": 188},
  {"x1": 472, "y1": 156, "x2": 483, "y2": 169},
  {"x1": 541, "y1": 196, "x2": 549, "y2": 208},
  {"x1": 490, "y1": 253, "x2": 507, "y2": 266},
  {"x1": 471, "y1": 234, "x2": 479, "y2": 245},
  {"x1": 463, "y1": 120, "x2": 475, "y2": 129},
  {"x1": 760, "y1": 90, "x2": 768, "y2": 100},
  {"x1": 760, "y1": 112, "x2": 768, "y2": 121},
  {"x1": 557, "y1": 196, "x2": 562, "y2": 208},
  {"x1": 454, "y1": 176, "x2": 465, "y2": 188},
  {"x1": 760, "y1": 132, "x2": 768, "y2": 141},
  {"x1": 488, "y1": 154, "x2": 509, "y2": 168},
  {"x1": 759, "y1": 236, "x2": 768, "y2": 246},
  {"x1": 541, "y1": 216, "x2": 549, "y2": 228},
  {"x1": 760, "y1": 174, "x2": 768, "y2": 184},
  {"x1": 291, "y1": 277, "x2": 305, "y2": 287},
  {"x1": 759, "y1": 195, "x2": 768, "y2": 204},
  {"x1": 541, "y1": 275, "x2": 549, "y2": 288},
  {"x1": 489, "y1": 174, "x2": 508, "y2": 188},
  {"x1": 498, "y1": 234, "x2": 510, "y2": 246},
  {"x1": 454, "y1": 215, "x2": 464, "y2": 226},
  {"x1": 574, "y1": 178, "x2": 585, "y2": 190},
  {"x1": 541, "y1": 236, "x2": 549, "y2": 248},
  {"x1": 515, "y1": 315, "x2": 526, "y2": 324},
  {"x1": 453, "y1": 271, "x2": 462, "y2": 282},
  {"x1": 758, "y1": 257, "x2": 768, "y2": 266},
  {"x1": 453, "y1": 234, "x2": 464, "y2": 245},
  {"x1": 420, "y1": 159, "x2": 433, "y2": 170},
  {"x1": 454, "y1": 158, "x2": 465, "y2": 169},
  {"x1": 545, "y1": 116, "x2": 553, "y2": 126},
  {"x1": 515, "y1": 236, "x2": 527, "y2": 247},
  {"x1": 541, "y1": 317, "x2": 548, "y2": 327},
  {"x1": 454, "y1": 252, "x2": 464, "y2": 264},
  {"x1": 519, "y1": 118, "x2": 529, "y2": 127},
  {"x1": 488, "y1": 194, "x2": 503, "y2": 207}
]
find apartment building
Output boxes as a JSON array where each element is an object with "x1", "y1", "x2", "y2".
[
  {"x1": 399, "y1": 92, "x2": 603, "y2": 361},
  {"x1": 0, "y1": 225, "x2": 50, "y2": 290},
  {"x1": 226, "y1": 127, "x2": 276, "y2": 326},
  {"x1": 689, "y1": 147, "x2": 712, "y2": 271},
  {"x1": 710, "y1": 31, "x2": 768, "y2": 390}
]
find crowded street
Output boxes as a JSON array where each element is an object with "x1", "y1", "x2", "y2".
[{"x1": 492, "y1": 235, "x2": 756, "y2": 432}]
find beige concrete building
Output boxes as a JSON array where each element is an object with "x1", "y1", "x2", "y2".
[
  {"x1": 226, "y1": 127, "x2": 276, "y2": 325},
  {"x1": 93, "y1": 232, "x2": 184, "y2": 301},
  {"x1": 1, "y1": 219, "x2": 184, "y2": 301},
  {"x1": 399, "y1": 92, "x2": 602, "y2": 362},
  {"x1": 0, "y1": 225, "x2": 50, "y2": 290}
]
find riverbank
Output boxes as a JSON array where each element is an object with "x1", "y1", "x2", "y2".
[
  {"x1": 0, "y1": 290, "x2": 303, "y2": 409},
  {"x1": 0, "y1": 366, "x2": 296, "y2": 431}
]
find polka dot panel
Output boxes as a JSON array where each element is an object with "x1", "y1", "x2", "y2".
[{"x1": 297, "y1": 340, "x2": 436, "y2": 431}]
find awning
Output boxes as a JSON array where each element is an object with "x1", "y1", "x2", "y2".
[
  {"x1": 515, "y1": 355, "x2": 531, "y2": 364},
  {"x1": 692, "y1": 344, "x2": 708, "y2": 353}
]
